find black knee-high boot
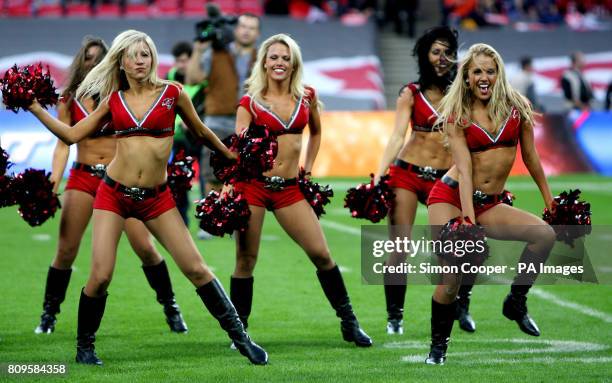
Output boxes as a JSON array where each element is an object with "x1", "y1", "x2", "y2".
[
  {"x1": 455, "y1": 284, "x2": 476, "y2": 333},
  {"x1": 75, "y1": 289, "x2": 108, "y2": 365},
  {"x1": 317, "y1": 265, "x2": 372, "y2": 347},
  {"x1": 503, "y1": 247, "x2": 543, "y2": 336},
  {"x1": 383, "y1": 272, "x2": 406, "y2": 334},
  {"x1": 35, "y1": 266, "x2": 72, "y2": 334},
  {"x1": 426, "y1": 298, "x2": 457, "y2": 365},
  {"x1": 196, "y1": 279, "x2": 268, "y2": 365},
  {"x1": 230, "y1": 276, "x2": 254, "y2": 330},
  {"x1": 142, "y1": 260, "x2": 188, "y2": 333}
]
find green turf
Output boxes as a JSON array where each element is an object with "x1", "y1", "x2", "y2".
[{"x1": 0, "y1": 174, "x2": 611, "y2": 382}]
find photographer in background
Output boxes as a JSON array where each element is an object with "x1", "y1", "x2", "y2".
[
  {"x1": 167, "y1": 41, "x2": 207, "y2": 226},
  {"x1": 186, "y1": 6, "x2": 260, "y2": 239}
]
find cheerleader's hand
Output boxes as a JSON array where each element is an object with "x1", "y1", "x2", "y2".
[
  {"x1": 220, "y1": 183, "x2": 234, "y2": 197},
  {"x1": 224, "y1": 150, "x2": 238, "y2": 161},
  {"x1": 26, "y1": 99, "x2": 42, "y2": 112},
  {"x1": 373, "y1": 173, "x2": 381, "y2": 185}
]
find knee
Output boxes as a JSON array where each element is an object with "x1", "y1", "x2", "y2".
[
  {"x1": 134, "y1": 244, "x2": 162, "y2": 266},
  {"x1": 182, "y1": 262, "x2": 209, "y2": 286},
  {"x1": 535, "y1": 225, "x2": 557, "y2": 252},
  {"x1": 55, "y1": 241, "x2": 80, "y2": 267},
  {"x1": 436, "y1": 283, "x2": 460, "y2": 304},
  {"x1": 89, "y1": 272, "x2": 113, "y2": 293},
  {"x1": 235, "y1": 251, "x2": 258, "y2": 275},
  {"x1": 309, "y1": 247, "x2": 334, "y2": 270}
]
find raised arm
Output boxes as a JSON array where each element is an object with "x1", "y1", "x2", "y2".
[
  {"x1": 185, "y1": 41, "x2": 210, "y2": 85},
  {"x1": 375, "y1": 87, "x2": 414, "y2": 183},
  {"x1": 49, "y1": 101, "x2": 72, "y2": 193},
  {"x1": 519, "y1": 119, "x2": 553, "y2": 209},
  {"x1": 447, "y1": 123, "x2": 475, "y2": 222},
  {"x1": 28, "y1": 99, "x2": 109, "y2": 145},
  {"x1": 176, "y1": 89, "x2": 234, "y2": 159},
  {"x1": 303, "y1": 93, "x2": 322, "y2": 175}
]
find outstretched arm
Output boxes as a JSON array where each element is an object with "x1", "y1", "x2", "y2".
[
  {"x1": 28, "y1": 99, "x2": 109, "y2": 145},
  {"x1": 303, "y1": 93, "x2": 322, "y2": 175},
  {"x1": 448, "y1": 123, "x2": 476, "y2": 222},
  {"x1": 49, "y1": 101, "x2": 72, "y2": 193},
  {"x1": 375, "y1": 87, "x2": 413, "y2": 183},
  {"x1": 176, "y1": 90, "x2": 235, "y2": 159},
  {"x1": 520, "y1": 119, "x2": 553, "y2": 209}
]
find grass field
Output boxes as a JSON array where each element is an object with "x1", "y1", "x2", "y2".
[{"x1": 1, "y1": 174, "x2": 611, "y2": 382}]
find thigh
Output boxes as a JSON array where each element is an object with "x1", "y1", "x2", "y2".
[
  {"x1": 57, "y1": 189, "x2": 94, "y2": 248},
  {"x1": 388, "y1": 188, "x2": 419, "y2": 235},
  {"x1": 86, "y1": 209, "x2": 125, "y2": 295},
  {"x1": 477, "y1": 203, "x2": 550, "y2": 242},
  {"x1": 235, "y1": 205, "x2": 266, "y2": 256},
  {"x1": 124, "y1": 217, "x2": 155, "y2": 250},
  {"x1": 428, "y1": 202, "x2": 462, "y2": 226},
  {"x1": 273, "y1": 200, "x2": 329, "y2": 255},
  {"x1": 144, "y1": 208, "x2": 214, "y2": 284}
]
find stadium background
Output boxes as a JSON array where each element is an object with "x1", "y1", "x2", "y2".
[{"x1": 0, "y1": 1, "x2": 611, "y2": 382}]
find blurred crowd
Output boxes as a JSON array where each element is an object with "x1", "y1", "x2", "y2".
[{"x1": 441, "y1": 0, "x2": 612, "y2": 30}]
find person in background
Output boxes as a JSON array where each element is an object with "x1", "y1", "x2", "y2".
[
  {"x1": 561, "y1": 51, "x2": 594, "y2": 111},
  {"x1": 511, "y1": 56, "x2": 542, "y2": 112},
  {"x1": 186, "y1": 10, "x2": 260, "y2": 239},
  {"x1": 166, "y1": 41, "x2": 207, "y2": 225}
]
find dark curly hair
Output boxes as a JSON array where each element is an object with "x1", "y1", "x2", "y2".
[{"x1": 412, "y1": 26, "x2": 458, "y2": 92}]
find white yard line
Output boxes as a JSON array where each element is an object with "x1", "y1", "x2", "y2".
[
  {"x1": 529, "y1": 288, "x2": 612, "y2": 323},
  {"x1": 321, "y1": 218, "x2": 612, "y2": 323}
]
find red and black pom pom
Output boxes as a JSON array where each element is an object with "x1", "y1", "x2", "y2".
[
  {"x1": 236, "y1": 124, "x2": 278, "y2": 181},
  {"x1": 0, "y1": 175, "x2": 17, "y2": 208},
  {"x1": 542, "y1": 189, "x2": 592, "y2": 246},
  {"x1": 11, "y1": 168, "x2": 60, "y2": 226},
  {"x1": 195, "y1": 190, "x2": 251, "y2": 237},
  {"x1": 298, "y1": 168, "x2": 333, "y2": 219},
  {"x1": 437, "y1": 216, "x2": 489, "y2": 261},
  {"x1": 167, "y1": 149, "x2": 195, "y2": 201},
  {"x1": 344, "y1": 174, "x2": 395, "y2": 223},
  {"x1": 1, "y1": 64, "x2": 58, "y2": 113},
  {"x1": 210, "y1": 124, "x2": 278, "y2": 183},
  {"x1": 210, "y1": 134, "x2": 240, "y2": 184}
]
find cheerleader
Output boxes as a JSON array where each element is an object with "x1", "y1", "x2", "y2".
[
  {"x1": 35, "y1": 36, "x2": 187, "y2": 336},
  {"x1": 27, "y1": 30, "x2": 267, "y2": 366}
]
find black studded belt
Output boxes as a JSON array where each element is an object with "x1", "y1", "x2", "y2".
[
  {"x1": 257, "y1": 175, "x2": 297, "y2": 192},
  {"x1": 102, "y1": 175, "x2": 167, "y2": 201},
  {"x1": 72, "y1": 162, "x2": 107, "y2": 178},
  {"x1": 394, "y1": 159, "x2": 447, "y2": 182},
  {"x1": 441, "y1": 175, "x2": 512, "y2": 206}
]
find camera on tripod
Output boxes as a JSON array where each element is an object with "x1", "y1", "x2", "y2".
[{"x1": 195, "y1": 4, "x2": 237, "y2": 50}]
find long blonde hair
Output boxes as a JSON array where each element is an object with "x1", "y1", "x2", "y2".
[
  {"x1": 245, "y1": 33, "x2": 308, "y2": 107},
  {"x1": 436, "y1": 43, "x2": 533, "y2": 134},
  {"x1": 76, "y1": 30, "x2": 170, "y2": 100}
]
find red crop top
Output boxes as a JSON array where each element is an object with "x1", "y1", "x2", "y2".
[
  {"x1": 238, "y1": 86, "x2": 315, "y2": 135},
  {"x1": 464, "y1": 107, "x2": 521, "y2": 153},
  {"x1": 60, "y1": 97, "x2": 114, "y2": 138},
  {"x1": 403, "y1": 83, "x2": 440, "y2": 132},
  {"x1": 108, "y1": 83, "x2": 178, "y2": 138}
]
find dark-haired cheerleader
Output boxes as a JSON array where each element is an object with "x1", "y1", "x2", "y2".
[
  {"x1": 425, "y1": 43, "x2": 555, "y2": 365},
  {"x1": 374, "y1": 26, "x2": 458, "y2": 335},
  {"x1": 229, "y1": 33, "x2": 371, "y2": 348},
  {"x1": 35, "y1": 36, "x2": 188, "y2": 336}
]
